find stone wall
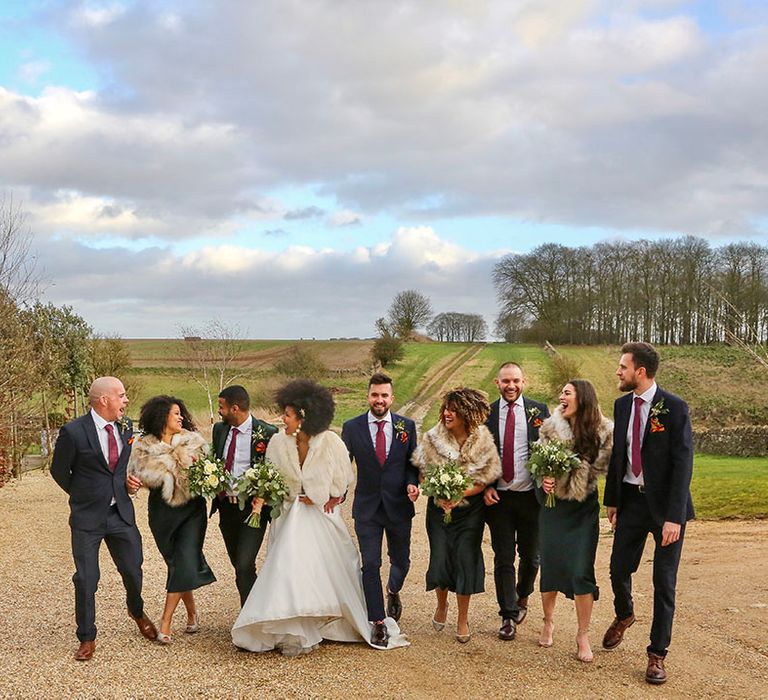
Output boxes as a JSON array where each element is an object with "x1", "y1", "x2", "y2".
[{"x1": 693, "y1": 425, "x2": 768, "y2": 457}]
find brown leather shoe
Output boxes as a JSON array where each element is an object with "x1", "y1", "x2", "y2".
[
  {"x1": 74, "y1": 640, "x2": 95, "y2": 661},
  {"x1": 370, "y1": 621, "x2": 389, "y2": 649},
  {"x1": 130, "y1": 613, "x2": 158, "y2": 641},
  {"x1": 498, "y1": 618, "x2": 516, "y2": 641},
  {"x1": 646, "y1": 652, "x2": 667, "y2": 684},
  {"x1": 512, "y1": 597, "x2": 528, "y2": 625},
  {"x1": 602, "y1": 613, "x2": 635, "y2": 649}
]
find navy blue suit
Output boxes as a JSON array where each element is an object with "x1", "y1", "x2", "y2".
[
  {"x1": 51, "y1": 412, "x2": 146, "y2": 642},
  {"x1": 604, "y1": 386, "x2": 694, "y2": 656},
  {"x1": 484, "y1": 396, "x2": 550, "y2": 619},
  {"x1": 342, "y1": 412, "x2": 418, "y2": 621}
]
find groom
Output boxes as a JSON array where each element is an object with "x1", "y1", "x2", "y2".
[
  {"x1": 603, "y1": 342, "x2": 694, "y2": 685},
  {"x1": 342, "y1": 373, "x2": 419, "y2": 648},
  {"x1": 211, "y1": 385, "x2": 278, "y2": 606},
  {"x1": 50, "y1": 376, "x2": 157, "y2": 661}
]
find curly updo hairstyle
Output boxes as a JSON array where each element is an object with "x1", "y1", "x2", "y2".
[
  {"x1": 439, "y1": 387, "x2": 491, "y2": 433},
  {"x1": 274, "y1": 379, "x2": 335, "y2": 436},
  {"x1": 138, "y1": 395, "x2": 196, "y2": 440}
]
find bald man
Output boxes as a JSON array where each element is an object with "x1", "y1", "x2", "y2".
[{"x1": 51, "y1": 376, "x2": 157, "y2": 661}]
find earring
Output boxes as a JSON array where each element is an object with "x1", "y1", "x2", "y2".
[{"x1": 291, "y1": 424, "x2": 302, "y2": 437}]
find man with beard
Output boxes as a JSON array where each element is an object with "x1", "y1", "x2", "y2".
[
  {"x1": 603, "y1": 342, "x2": 694, "y2": 685},
  {"x1": 484, "y1": 362, "x2": 549, "y2": 641},
  {"x1": 211, "y1": 385, "x2": 277, "y2": 607},
  {"x1": 342, "y1": 373, "x2": 419, "y2": 648}
]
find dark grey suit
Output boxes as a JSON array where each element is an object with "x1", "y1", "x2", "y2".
[{"x1": 51, "y1": 412, "x2": 146, "y2": 642}]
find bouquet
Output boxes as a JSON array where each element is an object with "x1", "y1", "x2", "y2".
[
  {"x1": 234, "y1": 461, "x2": 289, "y2": 528},
  {"x1": 420, "y1": 460, "x2": 473, "y2": 524},
  {"x1": 188, "y1": 452, "x2": 231, "y2": 499},
  {"x1": 527, "y1": 440, "x2": 581, "y2": 507}
]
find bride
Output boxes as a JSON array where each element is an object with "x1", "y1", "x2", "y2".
[{"x1": 231, "y1": 379, "x2": 408, "y2": 655}]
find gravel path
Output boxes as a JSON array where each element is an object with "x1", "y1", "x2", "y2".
[{"x1": 1, "y1": 472, "x2": 767, "y2": 699}]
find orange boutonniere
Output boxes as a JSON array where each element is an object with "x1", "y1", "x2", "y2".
[
  {"x1": 532, "y1": 417, "x2": 543, "y2": 428},
  {"x1": 527, "y1": 406, "x2": 542, "y2": 428},
  {"x1": 648, "y1": 399, "x2": 669, "y2": 433},
  {"x1": 254, "y1": 441, "x2": 267, "y2": 454},
  {"x1": 128, "y1": 436, "x2": 136, "y2": 445},
  {"x1": 394, "y1": 420, "x2": 409, "y2": 444}
]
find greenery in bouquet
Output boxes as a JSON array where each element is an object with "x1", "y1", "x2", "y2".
[
  {"x1": 234, "y1": 460, "x2": 289, "y2": 528},
  {"x1": 527, "y1": 440, "x2": 581, "y2": 507},
  {"x1": 188, "y1": 452, "x2": 231, "y2": 499},
  {"x1": 420, "y1": 460, "x2": 473, "y2": 523}
]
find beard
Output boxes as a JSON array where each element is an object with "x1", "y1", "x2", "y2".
[
  {"x1": 618, "y1": 377, "x2": 637, "y2": 392},
  {"x1": 369, "y1": 404, "x2": 389, "y2": 418}
]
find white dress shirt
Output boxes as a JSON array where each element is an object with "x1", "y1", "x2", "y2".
[
  {"x1": 223, "y1": 415, "x2": 254, "y2": 481},
  {"x1": 90, "y1": 408, "x2": 122, "y2": 505},
  {"x1": 367, "y1": 411, "x2": 393, "y2": 456},
  {"x1": 496, "y1": 396, "x2": 533, "y2": 492},
  {"x1": 623, "y1": 382, "x2": 657, "y2": 486}
]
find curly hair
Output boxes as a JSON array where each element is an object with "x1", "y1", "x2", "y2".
[
  {"x1": 274, "y1": 379, "x2": 335, "y2": 436},
  {"x1": 138, "y1": 395, "x2": 196, "y2": 440},
  {"x1": 439, "y1": 387, "x2": 491, "y2": 433}
]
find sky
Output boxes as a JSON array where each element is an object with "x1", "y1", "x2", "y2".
[{"x1": 1, "y1": 0, "x2": 767, "y2": 338}]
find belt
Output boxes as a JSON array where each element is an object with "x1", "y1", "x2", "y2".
[{"x1": 622, "y1": 482, "x2": 646, "y2": 494}]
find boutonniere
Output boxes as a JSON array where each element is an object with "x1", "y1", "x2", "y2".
[
  {"x1": 649, "y1": 399, "x2": 669, "y2": 433},
  {"x1": 526, "y1": 406, "x2": 543, "y2": 428},
  {"x1": 393, "y1": 419, "x2": 409, "y2": 444},
  {"x1": 117, "y1": 416, "x2": 132, "y2": 433},
  {"x1": 252, "y1": 425, "x2": 270, "y2": 456}
]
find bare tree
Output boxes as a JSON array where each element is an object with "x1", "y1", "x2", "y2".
[
  {"x1": 0, "y1": 193, "x2": 40, "y2": 303},
  {"x1": 179, "y1": 320, "x2": 251, "y2": 424},
  {"x1": 387, "y1": 289, "x2": 433, "y2": 338}
]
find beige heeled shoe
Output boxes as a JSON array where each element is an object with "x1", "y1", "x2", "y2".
[{"x1": 185, "y1": 613, "x2": 200, "y2": 634}]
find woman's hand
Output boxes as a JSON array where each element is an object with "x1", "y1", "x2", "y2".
[
  {"x1": 251, "y1": 496, "x2": 265, "y2": 510},
  {"x1": 436, "y1": 498, "x2": 457, "y2": 514},
  {"x1": 126, "y1": 474, "x2": 143, "y2": 496},
  {"x1": 299, "y1": 495, "x2": 314, "y2": 505},
  {"x1": 542, "y1": 476, "x2": 556, "y2": 495},
  {"x1": 323, "y1": 496, "x2": 342, "y2": 513}
]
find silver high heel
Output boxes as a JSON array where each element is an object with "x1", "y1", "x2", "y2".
[
  {"x1": 185, "y1": 613, "x2": 200, "y2": 634},
  {"x1": 156, "y1": 631, "x2": 171, "y2": 644}
]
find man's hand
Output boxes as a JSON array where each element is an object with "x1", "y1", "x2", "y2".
[
  {"x1": 483, "y1": 486, "x2": 500, "y2": 506},
  {"x1": 661, "y1": 521, "x2": 681, "y2": 547},
  {"x1": 406, "y1": 484, "x2": 419, "y2": 502},
  {"x1": 126, "y1": 474, "x2": 143, "y2": 495},
  {"x1": 607, "y1": 506, "x2": 617, "y2": 530}
]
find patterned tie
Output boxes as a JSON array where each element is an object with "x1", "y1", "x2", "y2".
[
  {"x1": 631, "y1": 396, "x2": 644, "y2": 477},
  {"x1": 375, "y1": 421, "x2": 387, "y2": 467},
  {"x1": 225, "y1": 427, "x2": 239, "y2": 473},
  {"x1": 502, "y1": 401, "x2": 516, "y2": 483},
  {"x1": 104, "y1": 424, "x2": 118, "y2": 472}
]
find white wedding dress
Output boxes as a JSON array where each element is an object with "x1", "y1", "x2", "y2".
[{"x1": 231, "y1": 430, "x2": 408, "y2": 655}]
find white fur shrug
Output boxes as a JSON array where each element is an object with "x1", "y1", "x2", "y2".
[
  {"x1": 127, "y1": 429, "x2": 209, "y2": 506},
  {"x1": 537, "y1": 407, "x2": 614, "y2": 502},
  {"x1": 412, "y1": 422, "x2": 502, "y2": 487},
  {"x1": 265, "y1": 429, "x2": 354, "y2": 506}
]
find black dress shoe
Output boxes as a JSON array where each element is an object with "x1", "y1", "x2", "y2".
[
  {"x1": 498, "y1": 618, "x2": 516, "y2": 641},
  {"x1": 512, "y1": 597, "x2": 528, "y2": 624},
  {"x1": 370, "y1": 621, "x2": 389, "y2": 648},
  {"x1": 386, "y1": 590, "x2": 402, "y2": 622}
]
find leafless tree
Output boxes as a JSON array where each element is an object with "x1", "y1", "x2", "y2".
[{"x1": 387, "y1": 290, "x2": 433, "y2": 338}]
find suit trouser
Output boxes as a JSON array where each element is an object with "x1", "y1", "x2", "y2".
[
  {"x1": 354, "y1": 508, "x2": 412, "y2": 622},
  {"x1": 217, "y1": 499, "x2": 268, "y2": 607},
  {"x1": 485, "y1": 489, "x2": 540, "y2": 618},
  {"x1": 609, "y1": 484, "x2": 686, "y2": 656},
  {"x1": 71, "y1": 505, "x2": 145, "y2": 642}
]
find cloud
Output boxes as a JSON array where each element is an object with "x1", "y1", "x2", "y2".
[
  {"x1": 283, "y1": 205, "x2": 324, "y2": 220},
  {"x1": 264, "y1": 228, "x2": 287, "y2": 237},
  {"x1": 328, "y1": 210, "x2": 362, "y2": 227},
  {"x1": 36, "y1": 228, "x2": 507, "y2": 338}
]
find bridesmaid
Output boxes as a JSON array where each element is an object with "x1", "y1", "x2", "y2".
[
  {"x1": 536, "y1": 380, "x2": 613, "y2": 661},
  {"x1": 412, "y1": 387, "x2": 501, "y2": 643},
  {"x1": 128, "y1": 395, "x2": 216, "y2": 643}
]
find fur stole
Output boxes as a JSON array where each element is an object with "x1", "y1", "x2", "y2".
[
  {"x1": 127, "y1": 429, "x2": 208, "y2": 506},
  {"x1": 265, "y1": 430, "x2": 354, "y2": 507},
  {"x1": 538, "y1": 407, "x2": 614, "y2": 502},
  {"x1": 412, "y1": 422, "x2": 502, "y2": 487}
]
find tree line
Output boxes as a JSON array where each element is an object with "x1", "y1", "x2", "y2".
[{"x1": 493, "y1": 237, "x2": 768, "y2": 345}]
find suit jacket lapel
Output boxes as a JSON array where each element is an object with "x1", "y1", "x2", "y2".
[
  {"x1": 358, "y1": 414, "x2": 380, "y2": 464},
  {"x1": 383, "y1": 412, "x2": 405, "y2": 466},
  {"x1": 488, "y1": 399, "x2": 501, "y2": 449},
  {"x1": 522, "y1": 398, "x2": 535, "y2": 443},
  {"x1": 615, "y1": 394, "x2": 632, "y2": 463},
  {"x1": 642, "y1": 388, "x2": 663, "y2": 445},
  {"x1": 83, "y1": 413, "x2": 110, "y2": 472},
  {"x1": 215, "y1": 424, "x2": 230, "y2": 460}
]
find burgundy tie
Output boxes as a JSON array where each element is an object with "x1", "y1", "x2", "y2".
[
  {"x1": 631, "y1": 396, "x2": 644, "y2": 477},
  {"x1": 225, "y1": 427, "x2": 239, "y2": 473},
  {"x1": 104, "y1": 424, "x2": 118, "y2": 472},
  {"x1": 502, "y1": 402, "x2": 515, "y2": 482},
  {"x1": 375, "y1": 421, "x2": 387, "y2": 467}
]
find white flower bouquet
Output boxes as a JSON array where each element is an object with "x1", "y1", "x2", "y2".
[
  {"x1": 527, "y1": 440, "x2": 581, "y2": 507},
  {"x1": 420, "y1": 460, "x2": 473, "y2": 523},
  {"x1": 234, "y1": 460, "x2": 289, "y2": 528},
  {"x1": 188, "y1": 452, "x2": 231, "y2": 499}
]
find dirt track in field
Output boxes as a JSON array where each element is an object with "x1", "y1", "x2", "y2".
[{"x1": 1, "y1": 471, "x2": 767, "y2": 699}]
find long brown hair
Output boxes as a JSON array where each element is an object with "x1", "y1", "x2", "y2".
[{"x1": 566, "y1": 379, "x2": 602, "y2": 463}]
